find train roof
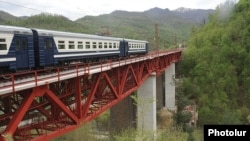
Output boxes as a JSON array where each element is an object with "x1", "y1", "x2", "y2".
[
  {"x1": 124, "y1": 38, "x2": 148, "y2": 43},
  {"x1": 0, "y1": 25, "x2": 33, "y2": 34},
  {"x1": 0, "y1": 25, "x2": 149, "y2": 43},
  {"x1": 33, "y1": 28, "x2": 123, "y2": 41}
]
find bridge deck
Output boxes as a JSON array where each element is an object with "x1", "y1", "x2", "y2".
[{"x1": 0, "y1": 50, "x2": 180, "y2": 95}]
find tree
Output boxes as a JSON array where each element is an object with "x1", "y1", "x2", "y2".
[{"x1": 178, "y1": 0, "x2": 249, "y2": 125}]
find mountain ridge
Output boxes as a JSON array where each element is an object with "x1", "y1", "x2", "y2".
[
  {"x1": 0, "y1": 7, "x2": 214, "y2": 22},
  {"x1": 0, "y1": 7, "x2": 214, "y2": 48}
]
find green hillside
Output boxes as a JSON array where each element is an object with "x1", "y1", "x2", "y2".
[
  {"x1": 2, "y1": 13, "x2": 87, "y2": 33},
  {"x1": 76, "y1": 8, "x2": 198, "y2": 49},
  {"x1": 178, "y1": 0, "x2": 250, "y2": 125},
  {"x1": 1, "y1": 8, "x2": 213, "y2": 50}
]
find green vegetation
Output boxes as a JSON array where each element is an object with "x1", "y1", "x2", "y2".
[
  {"x1": 3, "y1": 13, "x2": 87, "y2": 33},
  {"x1": 0, "y1": 8, "x2": 211, "y2": 49},
  {"x1": 76, "y1": 9, "x2": 194, "y2": 49},
  {"x1": 113, "y1": 125, "x2": 191, "y2": 141},
  {"x1": 53, "y1": 121, "x2": 200, "y2": 141},
  {"x1": 178, "y1": 0, "x2": 250, "y2": 126},
  {"x1": 53, "y1": 122, "x2": 104, "y2": 141}
]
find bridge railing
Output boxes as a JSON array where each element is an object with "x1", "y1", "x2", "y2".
[{"x1": 0, "y1": 49, "x2": 182, "y2": 95}]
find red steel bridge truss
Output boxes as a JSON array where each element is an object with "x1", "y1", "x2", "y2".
[{"x1": 0, "y1": 49, "x2": 182, "y2": 141}]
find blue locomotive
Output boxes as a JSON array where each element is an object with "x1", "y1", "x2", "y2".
[{"x1": 0, "y1": 25, "x2": 148, "y2": 72}]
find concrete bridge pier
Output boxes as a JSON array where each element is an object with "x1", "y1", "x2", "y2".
[
  {"x1": 110, "y1": 63, "x2": 175, "y2": 140},
  {"x1": 156, "y1": 63, "x2": 176, "y2": 110},
  {"x1": 136, "y1": 63, "x2": 176, "y2": 138},
  {"x1": 156, "y1": 72, "x2": 164, "y2": 109},
  {"x1": 165, "y1": 63, "x2": 176, "y2": 111},
  {"x1": 137, "y1": 72, "x2": 157, "y2": 140}
]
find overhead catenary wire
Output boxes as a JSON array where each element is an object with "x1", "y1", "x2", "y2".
[
  {"x1": 0, "y1": 0, "x2": 43, "y2": 13},
  {"x1": 0, "y1": 0, "x2": 87, "y2": 19}
]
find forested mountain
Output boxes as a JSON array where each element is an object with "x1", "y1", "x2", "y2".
[
  {"x1": 173, "y1": 7, "x2": 214, "y2": 23},
  {"x1": 0, "y1": 8, "x2": 213, "y2": 49},
  {"x1": 76, "y1": 7, "x2": 213, "y2": 48},
  {"x1": 178, "y1": 0, "x2": 250, "y2": 125}
]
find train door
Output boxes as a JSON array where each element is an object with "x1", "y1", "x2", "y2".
[
  {"x1": 31, "y1": 29, "x2": 40, "y2": 68},
  {"x1": 32, "y1": 29, "x2": 54, "y2": 68},
  {"x1": 43, "y1": 38, "x2": 54, "y2": 66},
  {"x1": 120, "y1": 40, "x2": 128, "y2": 57},
  {"x1": 14, "y1": 36, "x2": 29, "y2": 69},
  {"x1": 124, "y1": 40, "x2": 129, "y2": 57}
]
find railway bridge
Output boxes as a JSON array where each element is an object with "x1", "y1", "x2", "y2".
[{"x1": 0, "y1": 49, "x2": 182, "y2": 141}]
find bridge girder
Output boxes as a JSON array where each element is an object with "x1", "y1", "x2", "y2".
[{"x1": 0, "y1": 49, "x2": 182, "y2": 141}]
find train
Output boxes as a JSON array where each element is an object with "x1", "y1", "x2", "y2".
[{"x1": 0, "y1": 25, "x2": 149, "y2": 73}]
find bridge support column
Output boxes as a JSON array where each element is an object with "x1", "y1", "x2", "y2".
[
  {"x1": 156, "y1": 73, "x2": 164, "y2": 109},
  {"x1": 137, "y1": 72, "x2": 157, "y2": 140},
  {"x1": 165, "y1": 63, "x2": 175, "y2": 111}
]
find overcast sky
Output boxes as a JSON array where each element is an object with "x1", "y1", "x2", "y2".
[{"x1": 0, "y1": 0, "x2": 236, "y2": 20}]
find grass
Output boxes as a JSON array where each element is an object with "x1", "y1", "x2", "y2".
[
  {"x1": 52, "y1": 123, "x2": 204, "y2": 141},
  {"x1": 53, "y1": 122, "x2": 108, "y2": 141}
]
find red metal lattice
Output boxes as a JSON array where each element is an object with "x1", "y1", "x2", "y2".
[{"x1": 0, "y1": 49, "x2": 182, "y2": 141}]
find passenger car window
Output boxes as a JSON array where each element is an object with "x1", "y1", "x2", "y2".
[
  {"x1": 69, "y1": 41, "x2": 75, "y2": 49},
  {"x1": 58, "y1": 41, "x2": 65, "y2": 49},
  {"x1": 85, "y1": 42, "x2": 90, "y2": 49},
  {"x1": 0, "y1": 38, "x2": 7, "y2": 50},
  {"x1": 78, "y1": 41, "x2": 83, "y2": 49}
]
